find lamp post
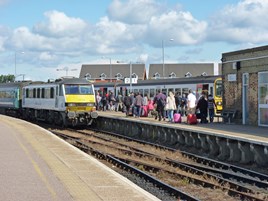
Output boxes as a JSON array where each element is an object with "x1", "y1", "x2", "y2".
[
  {"x1": 117, "y1": 60, "x2": 133, "y2": 94},
  {"x1": 102, "y1": 57, "x2": 112, "y2": 82},
  {"x1": 162, "y1": 39, "x2": 174, "y2": 78},
  {"x1": 130, "y1": 61, "x2": 132, "y2": 92},
  {"x1": 14, "y1": 51, "x2": 25, "y2": 76}
]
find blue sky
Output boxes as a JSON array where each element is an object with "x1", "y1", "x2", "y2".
[{"x1": 0, "y1": 0, "x2": 267, "y2": 81}]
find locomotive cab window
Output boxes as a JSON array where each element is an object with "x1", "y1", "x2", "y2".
[{"x1": 65, "y1": 85, "x2": 94, "y2": 95}]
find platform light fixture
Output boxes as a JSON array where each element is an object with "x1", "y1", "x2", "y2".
[{"x1": 162, "y1": 38, "x2": 174, "y2": 78}]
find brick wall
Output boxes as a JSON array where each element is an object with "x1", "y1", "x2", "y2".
[{"x1": 222, "y1": 45, "x2": 268, "y2": 125}]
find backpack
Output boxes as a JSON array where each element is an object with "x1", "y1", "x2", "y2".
[{"x1": 157, "y1": 97, "x2": 165, "y2": 107}]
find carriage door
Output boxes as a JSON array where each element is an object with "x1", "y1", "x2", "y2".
[{"x1": 242, "y1": 73, "x2": 249, "y2": 124}]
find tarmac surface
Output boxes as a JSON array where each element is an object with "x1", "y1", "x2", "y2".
[{"x1": 0, "y1": 115, "x2": 160, "y2": 201}]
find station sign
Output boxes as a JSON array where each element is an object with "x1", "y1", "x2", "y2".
[{"x1": 124, "y1": 78, "x2": 137, "y2": 84}]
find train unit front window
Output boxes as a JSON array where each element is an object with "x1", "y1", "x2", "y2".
[
  {"x1": 64, "y1": 85, "x2": 94, "y2": 95},
  {"x1": 215, "y1": 80, "x2": 223, "y2": 97}
]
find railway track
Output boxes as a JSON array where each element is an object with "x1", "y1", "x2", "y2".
[{"x1": 48, "y1": 127, "x2": 268, "y2": 201}]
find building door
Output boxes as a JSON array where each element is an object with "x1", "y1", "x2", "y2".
[
  {"x1": 258, "y1": 72, "x2": 268, "y2": 127},
  {"x1": 242, "y1": 73, "x2": 249, "y2": 124}
]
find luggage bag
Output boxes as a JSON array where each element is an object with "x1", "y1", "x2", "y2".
[
  {"x1": 173, "y1": 113, "x2": 181, "y2": 123},
  {"x1": 187, "y1": 114, "x2": 198, "y2": 124}
]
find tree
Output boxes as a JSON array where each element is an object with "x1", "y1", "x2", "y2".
[{"x1": 0, "y1": 74, "x2": 15, "y2": 83}]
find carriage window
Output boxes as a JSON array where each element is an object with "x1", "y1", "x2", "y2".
[
  {"x1": 182, "y1": 88, "x2": 189, "y2": 96},
  {"x1": 139, "y1": 89, "x2": 143, "y2": 96},
  {"x1": 26, "y1": 89, "x2": 29, "y2": 98},
  {"x1": 175, "y1": 88, "x2": 181, "y2": 95},
  {"x1": 33, "y1": 88, "x2": 36, "y2": 98},
  {"x1": 37, "y1": 88, "x2": 40, "y2": 98},
  {"x1": 50, "y1": 87, "x2": 54, "y2": 98},
  {"x1": 29, "y1": 89, "x2": 35, "y2": 98},
  {"x1": 44, "y1": 88, "x2": 50, "y2": 98},
  {"x1": 134, "y1": 89, "x2": 138, "y2": 94},
  {"x1": 149, "y1": 89, "x2": 155, "y2": 98},
  {"x1": 162, "y1": 88, "x2": 167, "y2": 95},
  {"x1": 144, "y1": 89, "x2": 149, "y2": 97},
  {"x1": 42, "y1": 88, "x2": 45, "y2": 98},
  {"x1": 168, "y1": 88, "x2": 174, "y2": 94}
]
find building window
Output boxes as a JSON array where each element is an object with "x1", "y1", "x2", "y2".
[
  {"x1": 201, "y1": 72, "x2": 208, "y2": 76},
  {"x1": 85, "y1": 73, "x2": 91, "y2": 80},
  {"x1": 153, "y1": 72, "x2": 160, "y2": 79},
  {"x1": 185, "y1": 72, "x2": 192, "y2": 78},
  {"x1": 100, "y1": 73, "x2": 107, "y2": 81},
  {"x1": 169, "y1": 72, "x2": 176, "y2": 78},
  {"x1": 116, "y1": 73, "x2": 123, "y2": 80},
  {"x1": 132, "y1": 73, "x2": 138, "y2": 79}
]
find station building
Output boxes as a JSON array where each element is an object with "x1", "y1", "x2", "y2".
[{"x1": 221, "y1": 45, "x2": 268, "y2": 127}]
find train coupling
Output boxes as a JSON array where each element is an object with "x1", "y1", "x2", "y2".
[{"x1": 90, "y1": 111, "x2": 98, "y2": 119}]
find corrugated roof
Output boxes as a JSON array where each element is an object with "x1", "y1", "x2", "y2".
[
  {"x1": 148, "y1": 63, "x2": 214, "y2": 78},
  {"x1": 79, "y1": 64, "x2": 146, "y2": 80}
]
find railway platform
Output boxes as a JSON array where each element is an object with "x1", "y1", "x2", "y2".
[
  {"x1": 0, "y1": 115, "x2": 160, "y2": 201},
  {"x1": 95, "y1": 111, "x2": 268, "y2": 166}
]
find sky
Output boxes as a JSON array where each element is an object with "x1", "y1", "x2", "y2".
[{"x1": 0, "y1": 0, "x2": 268, "y2": 81}]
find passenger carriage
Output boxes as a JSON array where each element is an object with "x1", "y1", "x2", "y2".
[{"x1": 93, "y1": 75, "x2": 223, "y2": 113}]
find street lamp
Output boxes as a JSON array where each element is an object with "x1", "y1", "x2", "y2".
[
  {"x1": 56, "y1": 67, "x2": 77, "y2": 76},
  {"x1": 162, "y1": 38, "x2": 174, "y2": 78},
  {"x1": 14, "y1": 51, "x2": 25, "y2": 76},
  {"x1": 130, "y1": 61, "x2": 132, "y2": 92},
  {"x1": 116, "y1": 61, "x2": 133, "y2": 93}
]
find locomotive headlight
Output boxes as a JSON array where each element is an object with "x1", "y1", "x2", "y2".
[
  {"x1": 216, "y1": 101, "x2": 222, "y2": 106},
  {"x1": 67, "y1": 103, "x2": 77, "y2": 106},
  {"x1": 86, "y1": 103, "x2": 95, "y2": 107}
]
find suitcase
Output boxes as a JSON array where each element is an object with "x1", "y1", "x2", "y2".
[
  {"x1": 173, "y1": 113, "x2": 181, "y2": 123},
  {"x1": 141, "y1": 105, "x2": 148, "y2": 117},
  {"x1": 187, "y1": 114, "x2": 198, "y2": 124}
]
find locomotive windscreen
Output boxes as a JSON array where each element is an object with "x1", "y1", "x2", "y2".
[{"x1": 64, "y1": 84, "x2": 94, "y2": 95}]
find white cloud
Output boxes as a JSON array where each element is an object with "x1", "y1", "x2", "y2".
[
  {"x1": 10, "y1": 27, "x2": 53, "y2": 50},
  {"x1": 108, "y1": 0, "x2": 162, "y2": 24},
  {"x1": 208, "y1": 0, "x2": 268, "y2": 43},
  {"x1": 33, "y1": 10, "x2": 87, "y2": 37},
  {"x1": 39, "y1": 51, "x2": 57, "y2": 61},
  {"x1": 146, "y1": 11, "x2": 207, "y2": 46}
]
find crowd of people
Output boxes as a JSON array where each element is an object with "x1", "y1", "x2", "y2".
[{"x1": 95, "y1": 89, "x2": 217, "y2": 123}]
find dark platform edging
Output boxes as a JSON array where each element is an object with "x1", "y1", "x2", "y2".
[{"x1": 93, "y1": 116, "x2": 268, "y2": 166}]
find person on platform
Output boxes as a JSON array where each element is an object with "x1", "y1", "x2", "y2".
[
  {"x1": 165, "y1": 91, "x2": 177, "y2": 122},
  {"x1": 153, "y1": 89, "x2": 166, "y2": 121},
  {"x1": 134, "y1": 92, "x2": 143, "y2": 118},
  {"x1": 196, "y1": 93, "x2": 208, "y2": 123},
  {"x1": 187, "y1": 89, "x2": 196, "y2": 114},
  {"x1": 207, "y1": 94, "x2": 217, "y2": 123},
  {"x1": 123, "y1": 93, "x2": 132, "y2": 116}
]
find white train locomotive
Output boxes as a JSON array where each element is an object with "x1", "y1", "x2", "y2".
[
  {"x1": 0, "y1": 77, "x2": 99, "y2": 126},
  {"x1": 21, "y1": 77, "x2": 98, "y2": 126}
]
